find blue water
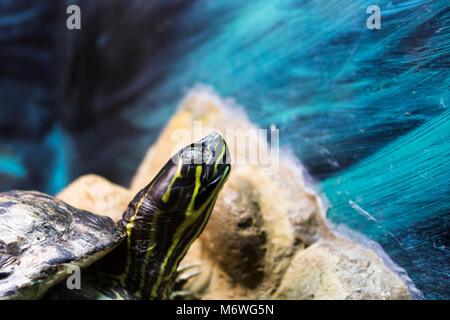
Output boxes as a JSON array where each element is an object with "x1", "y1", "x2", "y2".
[{"x1": 0, "y1": 0, "x2": 448, "y2": 298}]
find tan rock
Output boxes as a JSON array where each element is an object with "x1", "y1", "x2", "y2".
[
  {"x1": 201, "y1": 176, "x2": 268, "y2": 290},
  {"x1": 57, "y1": 174, "x2": 133, "y2": 222},
  {"x1": 57, "y1": 87, "x2": 412, "y2": 300},
  {"x1": 274, "y1": 238, "x2": 411, "y2": 300},
  {"x1": 128, "y1": 87, "x2": 411, "y2": 300}
]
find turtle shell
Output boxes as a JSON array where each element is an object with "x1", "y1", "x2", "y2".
[{"x1": 0, "y1": 190, "x2": 125, "y2": 300}]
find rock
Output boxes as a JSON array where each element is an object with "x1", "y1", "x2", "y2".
[
  {"x1": 274, "y1": 238, "x2": 412, "y2": 300},
  {"x1": 200, "y1": 177, "x2": 267, "y2": 289},
  {"x1": 57, "y1": 174, "x2": 133, "y2": 222},
  {"x1": 58, "y1": 87, "x2": 412, "y2": 299},
  {"x1": 128, "y1": 87, "x2": 411, "y2": 299}
]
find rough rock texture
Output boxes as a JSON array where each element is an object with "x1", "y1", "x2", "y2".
[
  {"x1": 274, "y1": 239, "x2": 411, "y2": 300},
  {"x1": 58, "y1": 87, "x2": 412, "y2": 300},
  {"x1": 57, "y1": 174, "x2": 133, "y2": 222}
]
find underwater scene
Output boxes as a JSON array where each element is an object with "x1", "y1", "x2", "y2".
[{"x1": 0, "y1": 0, "x2": 448, "y2": 301}]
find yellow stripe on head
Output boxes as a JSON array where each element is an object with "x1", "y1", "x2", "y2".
[
  {"x1": 150, "y1": 165, "x2": 230, "y2": 298},
  {"x1": 149, "y1": 165, "x2": 203, "y2": 298},
  {"x1": 114, "y1": 133, "x2": 231, "y2": 299},
  {"x1": 162, "y1": 160, "x2": 183, "y2": 204},
  {"x1": 213, "y1": 143, "x2": 226, "y2": 177}
]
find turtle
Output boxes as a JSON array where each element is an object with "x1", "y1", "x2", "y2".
[{"x1": 0, "y1": 133, "x2": 231, "y2": 300}]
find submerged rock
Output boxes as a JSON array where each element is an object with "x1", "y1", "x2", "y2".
[{"x1": 58, "y1": 87, "x2": 412, "y2": 300}]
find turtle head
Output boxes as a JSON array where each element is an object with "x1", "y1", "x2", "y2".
[
  {"x1": 118, "y1": 133, "x2": 230, "y2": 299},
  {"x1": 162, "y1": 132, "x2": 231, "y2": 214}
]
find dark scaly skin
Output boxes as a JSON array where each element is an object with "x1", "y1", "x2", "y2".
[
  {"x1": 47, "y1": 133, "x2": 231, "y2": 299},
  {"x1": 0, "y1": 191, "x2": 123, "y2": 299}
]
